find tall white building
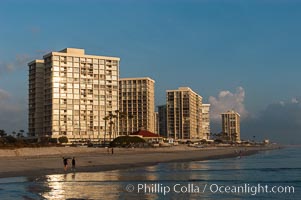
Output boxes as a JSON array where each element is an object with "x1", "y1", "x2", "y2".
[
  {"x1": 221, "y1": 110, "x2": 240, "y2": 142},
  {"x1": 166, "y1": 87, "x2": 203, "y2": 140},
  {"x1": 119, "y1": 77, "x2": 155, "y2": 135},
  {"x1": 28, "y1": 48, "x2": 120, "y2": 142},
  {"x1": 202, "y1": 104, "x2": 210, "y2": 139}
]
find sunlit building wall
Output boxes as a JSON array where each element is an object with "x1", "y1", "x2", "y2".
[
  {"x1": 221, "y1": 110, "x2": 241, "y2": 142},
  {"x1": 166, "y1": 87, "x2": 203, "y2": 140},
  {"x1": 201, "y1": 104, "x2": 210, "y2": 139},
  {"x1": 119, "y1": 77, "x2": 155, "y2": 135},
  {"x1": 28, "y1": 48, "x2": 120, "y2": 142}
]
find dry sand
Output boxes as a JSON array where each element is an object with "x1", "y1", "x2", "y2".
[{"x1": 0, "y1": 145, "x2": 280, "y2": 178}]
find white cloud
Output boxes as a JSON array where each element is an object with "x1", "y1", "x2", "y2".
[
  {"x1": 291, "y1": 98, "x2": 299, "y2": 104},
  {"x1": 209, "y1": 86, "x2": 248, "y2": 121}
]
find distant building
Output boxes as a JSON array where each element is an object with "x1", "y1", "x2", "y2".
[
  {"x1": 119, "y1": 77, "x2": 155, "y2": 135},
  {"x1": 28, "y1": 48, "x2": 120, "y2": 142},
  {"x1": 202, "y1": 104, "x2": 210, "y2": 139},
  {"x1": 158, "y1": 105, "x2": 167, "y2": 137},
  {"x1": 263, "y1": 139, "x2": 270, "y2": 144},
  {"x1": 154, "y1": 111, "x2": 159, "y2": 134},
  {"x1": 221, "y1": 110, "x2": 240, "y2": 142},
  {"x1": 166, "y1": 87, "x2": 203, "y2": 140}
]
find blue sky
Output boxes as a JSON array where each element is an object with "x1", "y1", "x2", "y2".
[{"x1": 0, "y1": 0, "x2": 301, "y2": 144}]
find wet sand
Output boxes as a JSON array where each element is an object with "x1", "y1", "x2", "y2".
[{"x1": 0, "y1": 145, "x2": 280, "y2": 178}]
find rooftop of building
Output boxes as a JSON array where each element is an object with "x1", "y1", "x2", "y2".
[
  {"x1": 119, "y1": 77, "x2": 155, "y2": 83},
  {"x1": 221, "y1": 110, "x2": 241, "y2": 116},
  {"x1": 28, "y1": 59, "x2": 44, "y2": 65},
  {"x1": 166, "y1": 87, "x2": 202, "y2": 98},
  {"x1": 42, "y1": 48, "x2": 120, "y2": 61},
  {"x1": 131, "y1": 130, "x2": 161, "y2": 138},
  {"x1": 60, "y1": 48, "x2": 85, "y2": 54}
]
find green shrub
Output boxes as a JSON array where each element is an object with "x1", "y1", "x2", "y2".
[
  {"x1": 49, "y1": 138, "x2": 58, "y2": 144},
  {"x1": 110, "y1": 136, "x2": 146, "y2": 147},
  {"x1": 4, "y1": 136, "x2": 17, "y2": 143},
  {"x1": 214, "y1": 139, "x2": 223, "y2": 144},
  {"x1": 58, "y1": 136, "x2": 68, "y2": 144}
]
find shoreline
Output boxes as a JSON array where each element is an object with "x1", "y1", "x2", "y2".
[{"x1": 0, "y1": 145, "x2": 281, "y2": 179}]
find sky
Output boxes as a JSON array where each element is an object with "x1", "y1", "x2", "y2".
[{"x1": 0, "y1": 0, "x2": 301, "y2": 144}]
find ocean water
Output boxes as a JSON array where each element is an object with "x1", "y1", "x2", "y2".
[{"x1": 0, "y1": 146, "x2": 300, "y2": 200}]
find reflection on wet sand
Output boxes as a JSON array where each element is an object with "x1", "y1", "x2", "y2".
[
  {"x1": 39, "y1": 163, "x2": 218, "y2": 200},
  {"x1": 41, "y1": 172, "x2": 119, "y2": 200},
  {"x1": 40, "y1": 165, "x2": 168, "y2": 200}
]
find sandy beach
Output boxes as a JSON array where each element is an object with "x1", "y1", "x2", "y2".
[{"x1": 0, "y1": 145, "x2": 280, "y2": 178}]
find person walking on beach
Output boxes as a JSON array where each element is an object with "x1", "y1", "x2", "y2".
[
  {"x1": 72, "y1": 157, "x2": 76, "y2": 171},
  {"x1": 239, "y1": 150, "x2": 243, "y2": 159},
  {"x1": 63, "y1": 157, "x2": 68, "y2": 171},
  {"x1": 111, "y1": 147, "x2": 114, "y2": 154}
]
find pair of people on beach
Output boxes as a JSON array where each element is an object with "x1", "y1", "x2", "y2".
[{"x1": 63, "y1": 157, "x2": 76, "y2": 171}]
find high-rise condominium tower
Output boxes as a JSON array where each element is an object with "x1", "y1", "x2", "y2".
[
  {"x1": 28, "y1": 60, "x2": 45, "y2": 136},
  {"x1": 119, "y1": 77, "x2": 155, "y2": 135},
  {"x1": 202, "y1": 104, "x2": 210, "y2": 139},
  {"x1": 221, "y1": 110, "x2": 240, "y2": 142},
  {"x1": 28, "y1": 48, "x2": 120, "y2": 142},
  {"x1": 166, "y1": 87, "x2": 203, "y2": 140},
  {"x1": 158, "y1": 105, "x2": 167, "y2": 137}
]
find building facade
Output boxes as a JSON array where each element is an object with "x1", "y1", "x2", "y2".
[
  {"x1": 166, "y1": 87, "x2": 203, "y2": 140},
  {"x1": 201, "y1": 104, "x2": 210, "y2": 140},
  {"x1": 158, "y1": 105, "x2": 167, "y2": 137},
  {"x1": 28, "y1": 60, "x2": 45, "y2": 137},
  {"x1": 119, "y1": 77, "x2": 155, "y2": 135},
  {"x1": 28, "y1": 48, "x2": 120, "y2": 142},
  {"x1": 221, "y1": 110, "x2": 241, "y2": 142}
]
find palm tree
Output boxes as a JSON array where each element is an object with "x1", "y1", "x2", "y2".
[
  {"x1": 103, "y1": 111, "x2": 119, "y2": 142},
  {"x1": 17, "y1": 129, "x2": 25, "y2": 138},
  {"x1": 103, "y1": 116, "x2": 110, "y2": 144},
  {"x1": 12, "y1": 131, "x2": 16, "y2": 138},
  {"x1": 113, "y1": 110, "x2": 120, "y2": 138},
  {"x1": 0, "y1": 129, "x2": 7, "y2": 137},
  {"x1": 109, "y1": 120, "x2": 114, "y2": 141},
  {"x1": 119, "y1": 112, "x2": 134, "y2": 136}
]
